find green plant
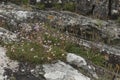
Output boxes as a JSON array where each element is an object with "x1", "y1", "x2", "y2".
[
  {"x1": 64, "y1": 42, "x2": 105, "y2": 66},
  {"x1": 36, "y1": 3, "x2": 45, "y2": 10},
  {"x1": 43, "y1": 33, "x2": 61, "y2": 45},
  {"x1": 9, "y1": 75, "x2": 16, "y2": 80},
  {"x1": 64, "y1": 42, "x2": 81, "y2": 53},
  {"x1": 63, "y1": 2, "x2": 75, "y2": 12},
  {"x1": 22, "y1": 0, "x2": 29, "y2": 5},
  {"x1": 6, "y1": 40, "x2": 45, "y2": 64},
  {"x1": 6, "y1": 38, "x2": 67, "y2": 64},
  {"x1": 50, "y1": 46, "x2": 66, "y2": 60},
  {"x1": 54, "y1": 3, "x2": 62, "y2": 10}
]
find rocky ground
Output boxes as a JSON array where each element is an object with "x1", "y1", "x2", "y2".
[
  {"x1": 0, "y1": 2, "x2": 120, "y2": 80},
  {"x1": 0, "y1": 45, "x2": 93, "y2": 80}
]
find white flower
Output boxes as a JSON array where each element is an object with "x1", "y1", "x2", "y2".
[
  {"x1": 45, "y1": 32, "x2": 49, "y2": 35},
  {"x1": 30, "y1": 48, "x2": 34, "y2": 51},
  {"x1": 57, "y1": 43, "x2": 60, "y2": 45},
  {"x1": 44, "y1": 40, "x2": 47, "y2": 43},
  {"x1": 48, "y1": 47, "x2": 52, "y2": 52},
  {"x1": 47, "y1": 57, "x2": 51, "y2": 60},
  {"x1": 34, "y1": 55, "x2": 38, "y2": 58},
  {"x1": 54, "y1": 44, "x2": 56, "y2": 46},
  {"x1": 48, "y1": 40, "x2": 52, "y2": 43},
  {"x1": 22, "y1": 49, "x2": 24, "y2": 52},
  {"x1": 31, "y1": 69, "x2": 34, "y2": 73},
  {"x1": 62, "y1": 53, "x2": 65, "y2": 56}
]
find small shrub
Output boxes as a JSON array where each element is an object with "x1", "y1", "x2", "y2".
[
  {"x1": 64, "y1": 42, "x2": 80, "y2": 53},
  {"x1": 43, "y1": 34, "x2": 60, "y2": 45},
  {"x1": 50, "y1": 46, "x2": 66, "y2": 60},
  {"x1": 63, "y1": 2, "x2": 75, "y2": 12},
  {"x1": 54, "y1": 3, "x2": 62, "y2": 10},
  {"x1": 22, "y1": 0, "x2": 29, "y2": 5},
  {"x1": 36, "y1": 3, "x2": 45, "y2": 10},
  {"x1": 6, "y1": 39, "x2": 66, "y2": 64},
  {"x1": 6, "y1": 41, "x2": 45, "y2": 64}
]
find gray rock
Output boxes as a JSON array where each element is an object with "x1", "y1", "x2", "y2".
[
  {"x1": 76, "y1": 0, "x2": 120, "y2": 19},
  {"x1": 0, "y1": 27, "x2": 17, "y2": 42},
  {"x1": 43, "y1": 60, "x2": 90, "y2": 80},
  {"x1": 0, "y1": 3, "x2": 120, "y2": 41},
  {"x1": 67, "y1": 53, "x2": 87, "y2": 67},
  {"x1": 66, "y1": 53, "x2": 98, "y2": 79},
  {"x1": 0, "y1": 47, "x2": 18, "y2": 80}
]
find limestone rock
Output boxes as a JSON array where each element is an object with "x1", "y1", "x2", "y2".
[
  {"x1": 67, "y1": 53, "x2": 87, "y2": 67},
  {"x1": 66, "y1": 53, "x2": 98, "y2": 79},
  {"x1": 43, "y1": 60, "x2": 90, "y2": 80}
]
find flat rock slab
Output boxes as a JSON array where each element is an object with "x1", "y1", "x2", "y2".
[
  {"x1": 0, "y1": 47, "x2": 18, "y2": 80},
  {"x1": 43, "y1": 60, "x2": 90, "y2": 80}
]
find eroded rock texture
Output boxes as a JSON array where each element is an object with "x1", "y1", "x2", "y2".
[{"x1": 76, "y1": 0, "x2": 120, "y2": 19}]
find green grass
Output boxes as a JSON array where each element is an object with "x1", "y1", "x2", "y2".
[
  {"x1": 63, "y1": 2, "x2": 75, "y2": 12},
  {"x1": 6, "y1": 41, "x2": 45, "y2": 64},
  {"x1": 33, "y1": 2, "x2": 75, "y2": 12},
  {"x1": 64, "y1": 42, "x2": 105, "y2": 66},
  {"x1": 5, "y1": 39, "x2": 66, "y2": 64},
  {"x1": 22, "y1": 0, "x2": 29, "y2": 5},
  {"x1": 36, "y1": 3, "x2": 45, "y2": 10},
  {"x1": 4, "y1": 24, "x2": 105, "y2": 66},
  {"x1": 43, "y1": 33, "x2": 61, "y2": 45},
  {"x1": 50, "y1": 46, "x2": 66, "y2": 60},
  {"x1": 53, "y1": 3, "x2": 62, "y2": 10}
]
